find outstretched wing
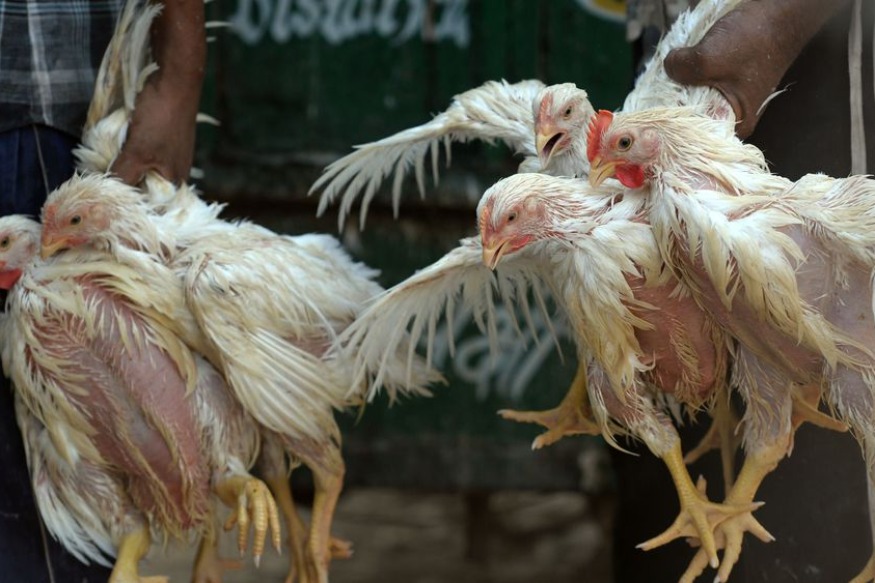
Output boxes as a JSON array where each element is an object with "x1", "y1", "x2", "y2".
[
  {"x1": 336, "y1": 236, "x2": 562, "y2": 401},
  {"x1": 311, "y1": 79, "x2": 546, "y2": 229}
]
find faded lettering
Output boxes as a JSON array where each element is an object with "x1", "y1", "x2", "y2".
[
  {"x1": 231, "y1": 0, "x2": 470, "y2": 47},
  {"x1": 426, "y1": 298, "x2": 572, "y2": 403}
]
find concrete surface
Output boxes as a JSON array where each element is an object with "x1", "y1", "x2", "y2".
[{"x1": 147, "y1": 488, "x2": 614, "y2": 583}]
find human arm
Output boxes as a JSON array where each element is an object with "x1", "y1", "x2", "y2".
[
  {"x1": 665, "y1": 0, "x2": 852, "y2": 139},
  {"x1": 110, "y1": 0, "x2": 206, "y2": 186}
]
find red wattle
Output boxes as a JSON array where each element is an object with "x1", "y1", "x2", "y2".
[
  {"x1": 616, "y1": 164, "x2": 645, "y2": 189},
  {"x1": 0, "y1": 269, "x2": 23, "y2": 290}
]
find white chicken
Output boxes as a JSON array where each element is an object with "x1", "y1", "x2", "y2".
[
  {"x1": 61, "y1": 0, "x2": 362, "y2": 582},
  {"x1": 588, "y1": 103, "x2": 875, "y2": 582},
  {"x1": 0, "y1": 207, "x2": 280, "y2": 583},
  {"x1": 39, "y1": 169, "x2": 440, "y2": 583}
]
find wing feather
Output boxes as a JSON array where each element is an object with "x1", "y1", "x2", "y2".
[
  {"x1": 180, "y1": 243, "x2": 347, "y2": 441},
  {"x1": 336, "y1": 236, "x2": 558, "y2": 402},
  {"x1": 14, "y1": 396, "x2": 116, "y2": 567},
  {"x1": 311, "y1": 79, "x2": 546, "y2": 229}
]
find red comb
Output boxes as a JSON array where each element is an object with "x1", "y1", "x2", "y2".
[{"x1": 586, "y1": 110, "x2": 614, "y2": 163}]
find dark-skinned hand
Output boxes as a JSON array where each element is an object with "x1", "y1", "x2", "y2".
[
  {"x1": 665, "y1": 0, "x2": 851, "y2": 139},
  {"x1": 110, "y1": 0, "x2": 205, "y2": 187}
]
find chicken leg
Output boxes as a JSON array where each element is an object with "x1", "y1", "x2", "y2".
[
  {"x1": 260, "y1": 430, "x2": 353, "y2": 583},
  {"x1": 684, "y1": 390, "x2": 742, "y2": 492},
  {"x1": 109, "y1": 526, "x2": 168, "y2": 583},
  {"x1": 677, "y1": 349, "x2": 848, "y2": 582},
  {"x1": 191, "y1": 526, "x2": 243, "y2": 583},
  {"x1": 787, "y1": 383, "x2": 848, "y2": 447},
  {"x1": 497, "y1": 361, "x2": 600, "y2": 449},
  {"x1": 263, "y1": 472, "x2": 353, "y2": 583},
  {"x1": 271, "y1": 435, "x2": 347, "y2": 583},
  {"x1": 683, "y1": 383, "x2": 846, "y2": 493}
]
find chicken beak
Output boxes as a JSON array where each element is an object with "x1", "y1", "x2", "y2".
[
  {"x1": 482, "y1": 239, "x2": 509, "y2": 271},
  {"x1": 40, "y1": 234, "x2": 67, "y2": 260},
  {"x1": 536, "y1": 129, "x2": 562, "y2": 169},
  {"x1": 589, "y1": 157, "x2": 618, "y2": 187}
]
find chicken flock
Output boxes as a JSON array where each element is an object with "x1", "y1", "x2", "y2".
[{"x1": 0, "y1": 0, "x2": 871, "y2": 583}]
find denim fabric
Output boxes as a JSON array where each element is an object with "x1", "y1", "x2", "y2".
[{"x1": 0, "y1": 124, "x2": 111, "y2": 582}]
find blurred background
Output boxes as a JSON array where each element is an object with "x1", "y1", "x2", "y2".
[{"x1": 159, "y1": 1, "x2": 632, "y2": 581}]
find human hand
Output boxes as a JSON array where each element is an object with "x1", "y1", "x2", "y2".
[
  {"x1": 110, "y1": 78, "x2": 201, "y2": 186},
  {"x1": 110, "y1": 0, "x2": 205, "y2": 186},
  {"x1": 665, "y1": 0, "x2": 850, "y2": 139}
]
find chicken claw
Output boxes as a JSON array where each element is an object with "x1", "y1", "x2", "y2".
[
  {"x1": 678, "y1": 500, "x2": 774, "y2": 583},
  {"x1": 219, "y1": 477, "x2": 282, "y2": 566},
  {"x1": 639, "y1": 472, "x2": 760, "y2": 571},
  {"x1": 498, "y1": 405, "x2": 600, "y2": 449},
  {"x1": 329, "y1": 536, "x2": 354, "y2": 559},
  {"x1": 498, "y1": 362, "x2": 599, "y2": 449}
]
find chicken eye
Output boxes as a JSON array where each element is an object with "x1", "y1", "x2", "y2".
[
  {"x1": 563, "y1": 107, "x2": 573, "y2": 118},
  {"x1": 70, "y1": 215, "x2": 82, "y2": 226},
  {"x1": 507, "y1": 212, "x2": 517, "y2": 223},
  {"x1": 0, "y1": 237, "x2": 8, "y2": 249},
  {"x1": 617, "y1": 136, "x2": 634, "y2": 151}
]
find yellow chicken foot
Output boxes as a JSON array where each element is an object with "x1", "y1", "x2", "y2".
[
  {"x1": 108, "y1": 527, "x2": 168, "y2": 583},
  {"x1": 192, "y1": 529, "x2": 243, "y2": 583},
  {"x1": 498, "y1": 362, "x2": 599, "y2": 449},
  {"x1": 638, "y1": 443, "x2": 760, "y2": 570},
  {"x1": 850, "y1": 555, "x2": 875, "y2": 583},
  {"x1": 678, "y1": 438, "x2": 789, "y2": 583},
  {"x1": 264, "y1": 474, "x2": 353, "y2": 583},
  {"x1": 684, "y1": 394, "x2": 742, "y2": 492},
  {"x1": 217, "y1": 475, "x2": 282, "y2": 566}
]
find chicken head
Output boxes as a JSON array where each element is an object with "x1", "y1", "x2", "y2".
[
  {"x1": 0, "y1": 216, "x2": 40, "y2": 289},
  {"x1": 39, "y1": 174, "x2": 139, "y2": 258},
  {"x1": 534, "y1": 83, "x2": 595, "y2": 173},
  {"x1": 586, "y1": 109, "x2": 660, "y2": 189},
  {"x1": 478, "y1": 173, "x2": 577, "y2": 270}
]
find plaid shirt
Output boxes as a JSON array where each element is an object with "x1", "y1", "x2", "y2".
[{"x1": 0, "y1": 0, "x2": 123, "y2": 137}]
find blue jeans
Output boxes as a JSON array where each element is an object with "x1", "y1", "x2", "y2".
[{"x1": 0, "y1": 125, "x2": 111, "y2": 582}]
